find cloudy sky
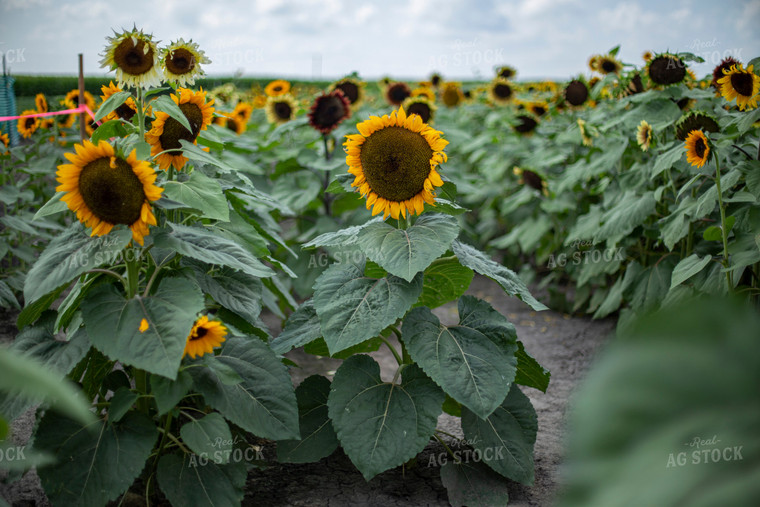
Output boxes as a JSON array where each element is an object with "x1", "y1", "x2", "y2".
[{"x1": 1, "y1": 0, "x2": 758, "y2": 81}]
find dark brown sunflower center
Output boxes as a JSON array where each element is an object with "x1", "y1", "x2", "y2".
[
  {"x1": 493, "y1": 83, "x2": 512, "y2": 99},
  {"x1": 274, "y1": 101, "x2": 292, "y2": 119},
  {"x1": 601, "y1": 59, "x2": 617, "y2": 73},
  {"x1": 406, "y1": 102, "x2": 431, "y2": 123},
  {"x1": 533, "y1": 105, "x2": 546, "y2": 116},
  {"x1": 431, "y1": 75, "x2": 441, "y2": 86},
  {"x1": 387, "y1": 84, "x2": 411, "y2": 104},
  {"x1": 515, "y1": 115, "x2": 537, "y2": 133},
  {"x1": 116, "y1": 102, "x2": 136, "y2": 121},
  {"x1": 114, "y1": 38, "x2": 155, "y2": 76},
  {"x1": 565, "y1": 80, "x2": 588, "y2": 106},
  {"x1": 312, "y1": 96, "x2": 347, "y2": 128},
  {"x1": 78, "y1": 156, "x2": 146, "y2": 225},
  {"x1": 359, "y1": 126, "x2": 434, "y2": 202},
  {"x1": 272, "y1": 85, "x2": 282, "y2": 93},
  {"x1": 158, "y1": 102, "x2": 204, "y2": 150},
  {"x1": 24, "y1": 117, "x2": 35, "y2": 129},
  {"x1": 166, "y1": 48, "x2": 196, "y2": 75},
  {"x1": 694, "y1": 137, "x2": 707, "y2": 158},
  {"x1": 499, "y1": 68, "x2": 514, "y2": 79},
  {"x1": 730, "y1": 72, "x2": 753, "y2": 96},
  {"x1": 649, "y1": 56, "x2": 686, "y2": 85},
  {"x1": 336, "y1": 82, "x2": 360, "y2": 103},
  {"x1": 190, "y1": 326, "x2": 208, "y2": 341},
  {"x1": 522, "y1": 170, "x2": 544, "y2": 191}
]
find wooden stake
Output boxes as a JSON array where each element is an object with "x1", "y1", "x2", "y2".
[{"x1": 78, "y1": 53, "x2": 86, "y2": 141}]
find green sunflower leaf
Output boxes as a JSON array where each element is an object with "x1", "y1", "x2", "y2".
[
  {"x1": 162, "y1": 169, "x2": 230, "y2": 221},
  {"x1": 150, "y1": 370, "x2": 193, "y2": 416},
  {"x1": 277, "y1": 375, "x2": 339, "y2": 464},
  {"x1": 180, "y1": 412, "x2": 233, "y2": 464},
  {"x1": 415, "y1": 256, "x2": 474, "y2": 309},
  {"x1": 152, "y1": 95, "x2": 192, "y2": 133},
  {"x1": 81, "y1": 276, "x2": 204, "y2": 380},
  {"x1": 23, "y1": 224, "x2": 133, "y2": 307},
  {"x1": 32, "y1": 191, "x2": 68, "y2": 221},
  {"x1": 452, "y1": 240, "x2": 547, "y2": 311},
  {"x1": 36, "y1": 411, "x2": 158, "y2": 507},
  {"x1": 327, "y1": 356, "x2": 444, "y2": 480},
  {"x1": 269, "y1": 300, "x2": 321, "y2": 355},
  {"x1": 313, "y1": 262, "x2": 423, "y2": 355},
  {"x1": 189, "y1": 336, "x2": 299, "y2": 440},
  {"x1": 670, "y1": 254, "x2": 713, "y2": 289},
  {"x1": 157, "y1": 453, "x2": 247, "y2": 507},
  {"x1": 153, "y1": 223, "x2": 274, "y2": 278},
  {"x1": 402, "y1": 296, "x2": 518, "y2": 419},
  {"x1": 440, "y1": 460, "x2": 511, "y2": 507},
  {"x1": 461, "y1": 384, "x2": 538, "y2": 485},
  {"x1": 515, "y1": 341, "x2": 551, "y2": 393},
  {"x1": 93, "y1": 90, "x2": 131, "y2": 123},
  {"x1": 179, "y1": 139, "x2": 237, "y2": 173},
  {"x1": 357, "y1": 213, "x2": 460, "y2": 282}
]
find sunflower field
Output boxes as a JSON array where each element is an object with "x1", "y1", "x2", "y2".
[{"x1": 0, "y1": 27, "x2": 759, "y2": 506}]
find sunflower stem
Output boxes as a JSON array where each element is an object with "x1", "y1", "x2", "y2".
[
  {"x1": 126, "y1": 248, "x2": 140, "y2": 299},
  {"x1": 379, "y1": 334, "x2": 403, "y2": 366},
  {"x1": 713, "y1": 151, "x2": 733, "y2": 291},
  {"x1": 322, "y1": 134, "x2": 332, "y2": 161},
  {"x1": 86, "y1": 268, "x2": 128, "y2": 291},
  {"x1": 136, "y1": 87, "x2": 146, "y2": 139},
  {"x1": 134, "y1": 368, "x2": 149, "y2": 415}
]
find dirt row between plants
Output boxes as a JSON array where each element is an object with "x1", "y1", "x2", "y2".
[{"x1": 1, "y1": 274, "x2": 615, "y2": 506}]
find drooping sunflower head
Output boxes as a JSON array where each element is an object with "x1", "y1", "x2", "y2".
[
  {"x1": 598, "y1": 55, "x2": 622, "y2": 75},
  {"x1": 265, "y1": 79, "x2": 291, "y2": 97},
  {"x1": 514, "y1": 114, "x2": 539, "y2": 135},
  {"x1": 183, "y1": 316, "x2": 227, "y2": 359},
  {"x1": 564, "y1": 79, "x2": 589, "y2": 106},
  {"x1": 648, "y1": 53, "x2": 687, "y2": 85},
  {"x1": 513, "y1": 167, "x2": 548, "y2": 195},
  {"x1": 496, "y1": 65, "x2": 516, "y2": 80},
  {"x1": 488, "y1": 78, "x2": 513, "y2": 105},
  {"x1": 232, "y1": 102, "x2": 254, "y2": 123},
  {"x1": 684, "y1": 130, "x2": 710, "y2": 168},
  {"x1": 385, "y1": 82, "x2": 412, "y2": 106},
  {"x1": 144, "y1": 88, "x2": 215, "y2": 171},
  {"x1": 35, "y1": 93, "x2": 48, "y2": 113},
  {"x1": 588, "y1": 55, "x2": 601, "y2": 72},
  {"x1": 56, "y1": 140, "x2": 163, "y2": 245},
  {"x1": 100, "y1": 26, "x2": 163, "y2": 89},
  {"x1": 345, "y1": 107, "x2": 448, "y2": 220},
  {"x1": 63, "y1": 89, "x2": 97, "y2": 111},
  {"x1": 411, "y1": 86, "x2": 436, "y2": 103},
  {"x1": 620, "y1": 73, "x2": 644, "y2": 98},
  {"x1": 265, "y1": 94, "x2": 298, "y2": 125},
  {"x1": 711, "y1": 57, "x2": 740, "y2": 90},
  {"x1": 18, "y1": 110, "x2": 40, "y2": 138},
  {"x1": 636, "y1": 120, "x2": 653, "y2": 152},
  {"x1": 330, "y1": 77, "x2": 365, "y2": 109},
  {"x1": 402, "y1": 96, "x2": 437, "y2": 124},
  {"x1": 161, "y1": 38, "x2": 210, "y2": 87},
  {"x1": 308, "y1": 89, "x2": 351, "y2": 134},
  {"x1": 441, "y1": 82, "x2": 464, "y2": 107},
  {"x1": 717, "y1": 64, "x2": 760, "y2": 111},
  {"x1": 675, "y1": 110, "x2": 719, "y2": 141},
  {"x1": 100, "y1": 81, "x2": 137, "y2": 122}
]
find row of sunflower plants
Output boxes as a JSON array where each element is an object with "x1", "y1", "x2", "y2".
[
  {"x1": 441, "y1": 48, "x2": 760, "y2": 329},
  {"x1": 1, "y1": 28, "x2": 551, "y2": 506}
]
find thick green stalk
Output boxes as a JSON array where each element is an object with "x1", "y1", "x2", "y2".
[{"x1": 713, "y1": 152, "x2": 732, "y2": 290}]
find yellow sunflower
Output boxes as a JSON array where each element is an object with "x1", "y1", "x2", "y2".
[
  {"x1": 63, "y1": 89, "x2": 97, "y2": 111},
  {"x1": 330, "y1": 77, "x2": 365, "y2": 109},
  {"x1": 1, "y1": 132, "x2": 9, "y2": 154},
  {"x1": 411, "y1": 86, "x2": 436, "y2": 103},
  {"x1": 265, "y1": 80, "x2": 291, "y2": 97},
  {"x1": 35, "y1": 93, "x2": 48, "y2": 113},
  {"x1": 717, "y1": 64, "x2": 760, "y2": 111},
  {"x1": 598, "y1": 55, "x2": 622, "y2": 75},
  {"x1": 100, "y1": 81, "x2": 137, "y2": 122},
  {"x1": 402, "y1": 96, "x2": 437, "y2": 124},
  {"x1": 223, "y1": 113, "x2": 246, "y2": 135},
  {"x1": 345, "y1": 107, "x2": 448, "y2": 220},
  {"x1": 144, "y1": 88, "x2": 215, "y2": 171},
  {"x1": 183, "y1": 316, "x2": 227, "y2": 359},
  {"x1": 636, "y1": 120, "x2": 652, "y2": 151},
  {"x1": 527, "y1": 101, "x2": 549, "y2": 117},
  {"x1": 684, "y1": 130, "x2": 710, "y2": 168},
  {"x1": 265, "y1": 94, "x2": 298, "y2": 125},
  {"x1": 588, "y1": 55, "x2": 601, "y2": 72},
  {"x1": 17, "y1": 110, "x2": 40, "y2": 138},
  {"x1": 56, "y1": 140, "x2": 162, "y2": 245},
  {"x1": 161, "y1": 38, "x2": 210, "y2": 87},
  {"x1": 488, "y1": 78, "x2": 513, "y2": 105},
  {"x1": 441, "y1": 82, "x2": 464, "y2": 107},
  {"x1": 496, "y1": 65, "x2": 517, "y2": 80},
  {"x1": 100, "y1": 27, "x2": 163, "y2": 89},
  {"x1": 57, "y1": 112, "x2": 76, "y2": 130},
  {"x1": 252, "y1": 94, "x2": 268, "y2": 108},
  {"x1": 642, "y1": 51, "x2": 653, "y2": 63},
  {"x1": 232, "y1": 102, "x2": 254, "y2": 123},
  {"x1": 577, "y1": 118, "x2": 593, "y2": 147}
]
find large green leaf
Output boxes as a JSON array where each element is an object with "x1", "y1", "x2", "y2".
[
  {"x1": 313, "y1": 263, "x2": 423, "y2": 355},
  {"x1": 452, "y1": 240, "x2": 547, "y2": 311},
  {"x1": 415, "y1": 256, "x2": 474, "y2": 309},
  {"x1": 269, "y1": 300, "x2": 321, "y2": 355},
  {"x1": 357, "y1": 213, "x2": 460, "y2": 282},
  {"x1": 514, "y1": 341, "x2": 551, "y2": 393},
  {"x1": 302, "y1": 217, "x2": 381, "y2": 249},
  {"x1": 670, "y1": 254, "x2": 713, "y2": 289},
  {"x1": 150, "y1": 370, "x2": 193, "y2": 416},
  {"x1": 93, "y1": 90, "x2": 131, "y2": 122},
  {"x1": 327, "y1": 356, "x2": 444, "y2": 480},
  {"x1": 402, "y1": 296, "x2": 517, "y2": 419},
  {"x1": 81, "y1": 277, "x2": 203, "y2": 379},
  {"x1": 23, "y1": 225, "x2": 132, "y2": 305},
  {"x1": 180, "y1": 412, "x2": 233, "y2": 464},
  {"x1": 152, "y1": 94, "x2": 192, "y2": 132},
  {"x1": 153, "y1": 223, "x2": 274, "y2": 278},
  {"x1": 594, "y1": 191, "x2": 656, "y2": 245},
  {"x1": 163, "y1": 170, "x2": 230, "y2": 221},
  {"x1": 461, "y1": 384, "x2": 538, "y2": 485},
  {"x1": 440, "y1": 460, "x2": 511, "y2": 507},
  {"x1": 277, "y1": 375, "x2": 339, "y2": 463},
  {"x1": 187, "y1": 262, "x2": 263, "y2": 326},
  {"x1": 157, "y1": 453, "x2": 247, "y2": 507},
  {"x1": 36, "y1": 411, "x2": 158, "y2": 507},
  {"x1": 189, "y1": 336, "x2": 299, "y2": 440}
]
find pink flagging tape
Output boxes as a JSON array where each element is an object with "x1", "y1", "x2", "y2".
[{"x1": 0, "y1": 104, "x2": 99, "y2": 124}]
